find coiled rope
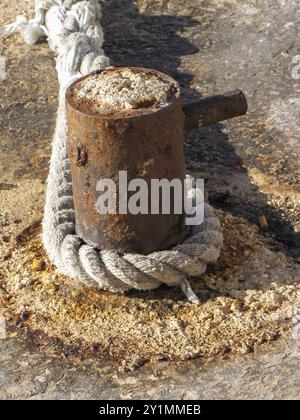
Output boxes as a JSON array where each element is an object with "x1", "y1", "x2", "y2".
[{"x1": 1, "y1": 0, "x2": 223, "y2": 303}]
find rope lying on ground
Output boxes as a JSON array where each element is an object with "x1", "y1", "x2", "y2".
[{"x1": 1, "y1": 0, "x2": 223, "y2": 303}]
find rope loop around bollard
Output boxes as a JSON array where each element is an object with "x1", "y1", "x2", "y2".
[{"x1": 0, "y1": 0, "x2": 223, "y2": 303}]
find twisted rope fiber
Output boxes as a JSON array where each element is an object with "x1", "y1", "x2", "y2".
[{"x1": 1, "y1": 0, "x2": 223, "y2": 303}]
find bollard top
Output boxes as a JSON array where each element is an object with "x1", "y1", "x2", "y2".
[{"x1": 66, "y1": 66, "x2": 181, "y2": 120}]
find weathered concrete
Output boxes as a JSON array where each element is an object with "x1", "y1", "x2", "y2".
[{"x1": 1, "y1": 328, "x2": 299, "y2": 400}]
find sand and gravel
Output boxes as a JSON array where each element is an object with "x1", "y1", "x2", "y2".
[{"x1": 72, "y1": 67, "x2": 177, "y2": 114}]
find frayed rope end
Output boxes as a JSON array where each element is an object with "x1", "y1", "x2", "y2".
[{"x1": 180, "y1": 278, "x2": 201, "y2": 305}]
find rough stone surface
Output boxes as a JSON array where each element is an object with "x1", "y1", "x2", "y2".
[
  {"x1": 0, "y1": 0, "x2": 300, "y2": 399},
  {"x1": 0, "y1": 328, "x2": 299, "y2": 399}
]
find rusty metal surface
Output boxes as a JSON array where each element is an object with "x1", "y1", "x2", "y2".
[
  {"x1": 66, "y1": 67, "x2": 186, "y2": 254},
  {"x1": 183, "y1": 90, "x2": 248, "y2": 130}
]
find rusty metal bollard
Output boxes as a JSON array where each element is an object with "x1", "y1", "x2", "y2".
[
  {"x1": 66, "y1": 67, "x2": 186, "y2": 254},
  {"x1": 66, "y1": 67, "x2": 247, "y2": 254}
]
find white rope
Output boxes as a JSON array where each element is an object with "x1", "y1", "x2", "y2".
[{"x1": 1, "y1": 0, "x2": 223, "y2": 303}]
